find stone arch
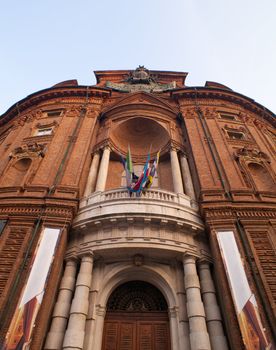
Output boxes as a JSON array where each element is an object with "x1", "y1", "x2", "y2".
[
  {"x1": 97, "y1": 265, "x2": 178, "y2": 309},
  {"x1": 95, "y1": 265, "x2": 178, "y2": 350},
  {"x1": 90, "y1": 265, "x2": 180, "y2": 350},
  {"x1": 247, "y1": 162, "x2": 275, "y2": 192},
  {"x1": 106, "y1": 280, "x2": 168, "y2": 312},
  {"x1": 1, "y1": 157, "x2": 32, "y2": 187}
]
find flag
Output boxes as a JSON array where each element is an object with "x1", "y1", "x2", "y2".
[
  {"x1": 130, "y1": 153, "x2": 150, "y2": 194},
  {"x1": 145, "y1": 150, "x2": 160, "y2": 189},
  {"x1": 126, "y1": 146, "x2": 133, "y2": 173},
  {"x1": 125, "y1": 146, "x2": 133, "y2": 188}
]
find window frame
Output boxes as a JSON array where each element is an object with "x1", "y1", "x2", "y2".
[
  {"x1": 227, "y1": 130, "x2": 245, "y2": 140},
  {"x1": 35, "y1": 127, "x2": 53, "y2": 136},
  {"x1": 219, "y1": 113, "x2": 237, "y2": 121}
]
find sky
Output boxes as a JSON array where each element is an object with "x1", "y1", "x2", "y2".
[{"x1": 1, "y1": 0, "x2": 275, "y2": 115}]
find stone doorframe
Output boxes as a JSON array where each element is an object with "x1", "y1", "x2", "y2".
[{"x1": 84, "y1": 265, "x2": 182, "y2": 350}]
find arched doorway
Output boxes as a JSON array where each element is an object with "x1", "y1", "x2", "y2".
[{"x1": 102, "y1": 281, "x2": 171, "y2": 350}]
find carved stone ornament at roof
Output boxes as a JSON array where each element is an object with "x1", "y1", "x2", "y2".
[
  {"x1": 128, "y1": 66, "x2": 152, "y2": 84},
  {"x1": 106, "y1": 66, "x2": 176, "y2": 93}
]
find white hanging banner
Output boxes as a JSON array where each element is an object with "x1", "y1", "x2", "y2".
[
  {"x1": 2, "y1": 227, "x2": 61, "y2": 350},
  {"x1": 217, "y1": 230, "x2": 271, "y2": 350}
]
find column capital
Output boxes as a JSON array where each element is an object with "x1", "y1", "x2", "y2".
[
  {"x1": 103, "y1": 144, "x2": 111, "y2": 152},
  {"x1": 64, "y1": 256, "x2": 79, "y2": 265},
  {"x1": 78, "y1": 250, "x2": 94, "y2": 260},
  {"x1": 168, "y1": 306, "x2": 179, "y2": 319},
  {"x1": 99, "y1": 141, "x2": 112, "y2": 152},
  {"x1": 91, "y1": 149, "x2": 100, "y2": 157},
  {"x1": 95, "y1": 305, "x2": 106, "y2": 317},
  {"x1": 198, "y1": 258, "x2": 213, "y2": 269},
  {"x1": 182, "y1": 253, "x2": 198, "y2": 264},
  {"x1": 180, "y1": 152, "x2": 189, "y2": 159},
  {"x1": 65, "y1": 248, "x2": 79, "y2": 263},
  {"x1": 93, "y1": 141, "x2": 112, "y2": 154},
  {"x1": 170, "y1": 143, "x2": 180, "y2": 152}
]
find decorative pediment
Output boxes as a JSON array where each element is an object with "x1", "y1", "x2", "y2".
[
  {"x1": 102, "y1": 91, "x2": 178, "y2": 117},
  {"x1": 36, "y1": 120, "x2": 58, "y2": 129}
]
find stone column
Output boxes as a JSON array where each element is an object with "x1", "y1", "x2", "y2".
[
  {"x1": 44, "y1": 259, "x2": 77, "y2": 349},
  {"x1": 170, "y1": 147, "x2": 184, "y2": 194},
  {"x1": 83, "y1": 264, "x2": 101, "y2": 350},
  {"x1": 84, "y1": 151, "x2": 100, "y2": 197},
  {"x1": 168, "y1": 307, "x2": 180, "y2": 350},
  {"x1": 180, "y1": 154, "x2": 196, "y2": 200},
  {"x1": 175, "y1": 265, "x2": 191, "y2": 350},
  {"x1": 63, "y1": 254, "x2": 93, "y2": 350},
  {"x1": 183, "y1": 255, "x2": 211, "y2": 350},
  {"x1": 198, "y1": 262, "x2": 228, "y2": 350},
  {"x1": 93, "y1": 306, "x2": 106, "y2": 350},
  {"x1": 95, "y1": 146, "x2": 111, "y2": 192}
]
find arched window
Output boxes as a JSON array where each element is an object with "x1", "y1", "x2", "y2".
[
  {"x1": 1, "y1": 158, "x2": 32, "y2": 187},
  {"x1": 247, "y1": 162, "x2": 275, "y2": 192}
]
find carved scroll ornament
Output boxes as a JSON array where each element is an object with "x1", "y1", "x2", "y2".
[{"x1": 9, "y1": 142, "x2": 45, "y2": 159}]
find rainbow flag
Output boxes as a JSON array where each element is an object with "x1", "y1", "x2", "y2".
[
  {"x1": 131, "y1": 153, "x2": 150, "y2": 194},
  {"x1": 145, "y1": 150, "x2": 160, "y2": 189}
]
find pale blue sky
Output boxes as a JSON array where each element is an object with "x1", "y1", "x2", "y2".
[{"x1": 1, "y1": 0, "x2": 275, "y2": 114}]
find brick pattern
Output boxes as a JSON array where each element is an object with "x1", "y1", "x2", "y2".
[
  {"x1": 0, "y1": 227, "x2": 27, "y2": 297},
  {"x1": 250, "y1": 231, "x2": 276, "y2": 304}
]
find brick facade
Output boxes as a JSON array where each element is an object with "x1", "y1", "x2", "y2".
[{"x1": 0, "y1": 69, "x2": 275, "y2": 349}]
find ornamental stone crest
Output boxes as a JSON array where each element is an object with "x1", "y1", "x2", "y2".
[
  {"x1": 127, "y1": 65, "x2": 152, "y2": 84},
  {"x1": 106, "y1": 66, "x2": 176, "y2": 93}
]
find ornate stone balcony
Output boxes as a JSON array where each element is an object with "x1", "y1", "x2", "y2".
[
  {"x1": 69, "y1": 189, "x2": 206, "y2": 257},
  {"x1": 76, "y1": 188, "x2": 201, "y2": 228}
]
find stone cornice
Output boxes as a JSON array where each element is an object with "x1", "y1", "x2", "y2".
[
  {"x1": 171, "y1": 87, "x2": 275, "y2": 127},
  {"x1": 0, "y1": 200, "x2": 77, "y2": 222},
  {"x1": 0, "y1": 192, "x2": 79, "y2": 220},
  {"x1": 203, "y1": 206, "x2": 276, "y2": 220},
  {"x1": 0, "y1": 86, "x2": 111, "y2": 127}
]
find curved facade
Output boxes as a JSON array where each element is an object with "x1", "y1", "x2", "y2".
[{"x1": 0, "y1": 67, "x2": 275, "y2": 350}]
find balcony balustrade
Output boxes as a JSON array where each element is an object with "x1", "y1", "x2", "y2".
[
  {"x1": 74, "y1": 188, "x2": 202, "y2": 230},
  {"x1": 70, "y1": 189, "x2": 205, "y2": 256}
]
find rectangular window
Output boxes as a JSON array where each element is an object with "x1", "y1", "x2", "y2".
[
  {"x1": 220, "y1": 113, "x2": 237, "y2": 121},
  {"x1": 227, "y1": 130, "x2": 244, "y2": 140},
  {"x1": 36, "y1": 128, "x2": 53, "y2": 136},
  {"x1": 46, "y1": 110, "x2": 62, "y2": 117}
]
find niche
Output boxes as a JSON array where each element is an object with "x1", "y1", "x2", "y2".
[
  {"x1": 1, "y1": 158, "x2": 32, "y2": 187},
  {"x1": 247, "y1": 162, "x2": 275, "y2": 192}
]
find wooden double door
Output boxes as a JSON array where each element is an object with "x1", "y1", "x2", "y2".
[{"x1": 102, "y1": 312, "x2": 171, "y2": 350}]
